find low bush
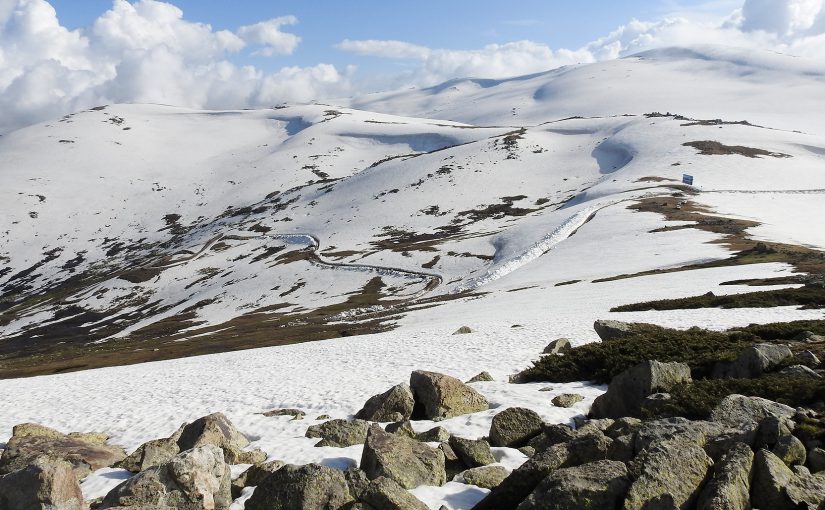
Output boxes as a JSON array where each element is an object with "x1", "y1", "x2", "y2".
[{"x1": 611, "y1": 285, "x2": 825, "y2": 312}]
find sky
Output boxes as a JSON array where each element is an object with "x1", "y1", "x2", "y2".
[{"x1": 1, "y1": 0, "x2": 824, "y2": 133}]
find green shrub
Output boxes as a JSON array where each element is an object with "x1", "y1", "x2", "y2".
[{"x1": 611, "y1": 285, "x2": 825, "y2": 312}]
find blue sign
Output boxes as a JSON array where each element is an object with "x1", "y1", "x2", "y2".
[{"x1": 682, "y1": 174, "x2": 694, "y2": 186}]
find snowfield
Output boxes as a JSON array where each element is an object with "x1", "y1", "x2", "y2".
[{"x1": 1, "y1": 46, "x2": 825, "y2": 508}]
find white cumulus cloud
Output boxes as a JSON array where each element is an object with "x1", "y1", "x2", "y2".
[{"x1": 237, "y1": 16, "x2": 300, "y2": 56}]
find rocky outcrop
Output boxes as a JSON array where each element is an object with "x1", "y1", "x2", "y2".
[
  {"x1": 696, "y1": 442, "x2": 753, "y2": 510},
  {"x1": 360, "y1": 424, "x2": 446, "y2": 489},
  {"x1": 99, "y1": 444, "x2": 232, "y2": 510},
  {"x1": 355, "y1": 384, "x2": 415, "y2": 422},
  {"x1": 624, "y1": 438, "x2": 713, "y2": 510},
  {"x1": 306, "y1": 419, "x2": 371, "y2": 448},
  {"x1": 462, "y1": 465, "x2": 509, "y2": 490},
  {"x1": 177, "y1": 412, "x2": 265, "y2": 464},
  {"x1": 409, "y1": 370, "x2": 488, "y2": 419},
  {"x1": 448, "y1": 436, "x2": 496, "y2": 468},
  {"x1": 489, "y1": 407, "x2": 544, "y2": 447},
  {"x1": 517, "y1": 460, "x2": 631, "y2": 510},
  {"x1": 232, "y1": 459, "x2": 285, "y2": 498},
  {"x1": 709, "y1": 394, "x2": 795, "y2": 431},
  {"x1": 590, "y1": 361, "x2": 692, "y2": 419},
  {"x1": 0, "y1": 458, "x2": 84, "y2": 510},
  {"x1": 244, "y1": 463, "x2": 353, "y2": 510},
  {"x1": 0, "y1": 423, "x2": 126, "y2": 479},
  {"x1": 751, "y1": 449, "x2": 825, "y2": 510}
]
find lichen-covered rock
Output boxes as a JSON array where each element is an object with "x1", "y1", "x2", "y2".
[
  {"x1": 624, "y1": 438, "x2": 714, "y2": 510},
  {"x1": 448, "y1": 436, "x2": 496, "y2": 468},
  {"x1": 551, "y1": 394, "x2": 584, "y2": 408},
  {"x1": 416, "y1": 426, "x2": 451, "y2": 443},
  {"x1": 355, "y1": 384, "x2": 415, "y2": 422},
  {"x1": 99, "y1": 445, "x2": 232, "y2": 510},
  {"x1": 489, "y1": 407, "x2": 544, "y2": 447},
  {"x1": 590, "y1": 360, "x2": 691, "y2": 419},
  {"x1": 0, "y1": 423, "x2": 126, "y2": 480},
  {"x1": 385, "y1": 420, "x2": 417, "y2": 439},
  {"x1": 467, "y1": 372, "x2": 494, "y2": 383},
  {"x1": 231, "y1": 459, "x2": 285, "y2": 498},
  {"x1": 752, "y1": 449, "x2": 825, "y2": 510},
  {"x1": 720, "y1": 343, "x2": 793, "y2": 378},
  {"x1": 779, "y1": 364, "x2": 822, "y2": 378},
  {"x1": 593, "y1": 320, "x2": 654, "y2": 341},
  {"x1": 453, "y1": 326, "x2": 474, "y2": 335},
  {"x1": 360, "y1": 424, "x2": 446, "y2": 489},
  {"x1": 542, "y1": 338, "x2": 571, "y2": 355},
  {"x1": 261, "y1": 408, "x2": 306, "y2": 420},
  {"x1": 306, "y1": 419, "x2": 371, "y2": 448},
  {"x1": 0, "y1": 458, "x2": 84, "y2": 510},
  {"x1": 244, "y1": 463, "x2": 353, "y2": 510},
  {"x1": 517, "y1": 460, "x2": 630, "y2": 510},
  {"x1": 696, "y1": 442, "x2": 753, "y2": 510},
  {"x1": 410, "y1": 371, "x2": 489, "y2": 419},
  {"x1": 116, "y1": 437, "x2": 180, "y2": 473},
  {"x1": 176, "y1": 412, "x2": 263, "y2": 464},
  {"x1": 462, "y1": 465, "x2": 510, "y2": 490},
  {"x1": 772, "y1": 434, "x2": 806, "y2": 466},
  {"x1": 361, "y1": 477, "x2": 429, "y2": 510},
  {"x1": 709, "y1": 395, "x2": 795, "y2": 431},
  {"x1": 808, "y1": 447, "x2": 825, "y2": 473}
]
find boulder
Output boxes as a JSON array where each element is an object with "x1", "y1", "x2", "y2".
[
  {"x1": 261, "y1": 408, "x2": 306, "y2": 420},
  {"x1": 590, "y1": 361, "x2": 692, "y2": 419},
  {"x1": 624, "y1": 438, "x2": 714, "y2": 510},
  {"x1": 360, "y1": 424, "x2": 446, "y2": 489},
  {"x1": 117, "y1": 437, "x2": 180, "y2": 473},
  {"x1": 448, "y1": 436, "x2": 496, "y2": 468},
  {"x1": 343, "y1": 468, "x2": 371, "y2": 501},
  {"x1": 709, "y1": 394, "x2": 795, "y2": 431},
  {"x1": 0, "y1": 458, "x2": 84, "y2": 510},
  {"x1": 416, "y1": 426, "x2": 451, "y2": 443},
  {"x1": 453, "y1": 326, "x2": 473, "y2": 335},
  {"x1": 640, "y1": 392, "x2": 673, "y2": 416},
  {"x1": 355, "y1": 384, "x2": 415, "y2": 422},
  {"x1": 772, "y1": 434, "x2": 807, "y2": 466},
  {"x1": 385, "y1": 421, "x2": 417, "y2": 439},
  {"x1": 489, "y1": 407, "x2": 544, "y2": 447},
  {"x1": 438, "y1": 442, "x2": 465, "y2": 479},
  {"x1": 462, "y1": 465, "x2": 510, "y2": 490},
  {"x1": 99, "y1": 444, "x2": 232, "y2": 510},
  {"x1": 808, "y1": 447, "x2": 825, "y2": 473},
  {"x1": 696, "y1": 442, "x2": 753, "y2": 510},
  {"x1": 593, "y1": 320, "x2": 654, "y2": 341},
  {"x1": 0, "y1": 423, "x2": 126, "y2": 479},
  {"x1": 361, "y1": 477, "x2": 429, "y2": 510},
  {"x1": 409, "y1": 370, "x2": 488, "y2": 419},
  {"x1": 467, "y1": 372, "x2": 494, "y2": 383},
  {"x1": 177, "y1": 412, "x2": 263, "y2": 464},
  {"x1": 244, "y1": 463, "x2": 353, "y2": 510},
  {"x1": 752, "y1": 449, "x2": 825, "y2": 510},
  {"x1": 756, "y1": 415, "x2": 794, "y2": 448},
  {"x1": 516, "y1": 460, "x2": 630, "y2": 510},
  {"x1": 722, "y1": 343, "x2": 793, "y2": 378},
  {"x1": 795, "y1": 331, "x2": 825, "y2": 343},
  {"x1": 306, "y1": 419, "x2": 371, "y2": 448},
  {"x1": 551, "y1": 394, "x2": 584, "y2": 408},
  {"x1": 542, "y1": 338, "x2": 571, "y2": 355},
  {"x1": 798, "y1": 350, "x2": 821, "y2": 368},
  {"x1": 779, "y1": 364, "x2": 823, "y2": 378},
  {"x1": 231, "y1": 459, "x2": 285, "y2": 498}
]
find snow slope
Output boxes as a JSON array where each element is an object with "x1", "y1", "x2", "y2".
[{"x1": 1, "y1": 44, "x2": 825, "y2": 509}]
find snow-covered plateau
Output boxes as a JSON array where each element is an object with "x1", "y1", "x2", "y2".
[{"x1": 1, "y1": 46, "x2": 824, "y2": 508}]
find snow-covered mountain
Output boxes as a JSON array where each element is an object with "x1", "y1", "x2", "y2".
[{"x1": 1, "y1": 46, "x2": 824, "y2": 376}]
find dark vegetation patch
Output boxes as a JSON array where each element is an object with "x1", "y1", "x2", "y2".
[
  {"x1": 517, "y1": 320, "x2": 825, "y2": 385},
  {"x1": 634, "y1": 176, "x2": 678, "y2": 183},
  {"x1": 248, "y1": 223, "x2": 271, "y2": 234},
  {"x1": 422, "y1": 256, "x2": 440, "y2": 269},
  {"x1": 303, "y1": 165, "x2": 330, "y2": 180},
  {"x1": 720, "y1": 276, "x2": 807, "y2": 286},
  {"x1": 493, "y1": 128, "x2": 526, "y2": 159},
  {"x1": 159, "y1": 214, "x2": 186, "y2": 235},
  {"x1": 456, "y1": 198, "x2": 538, "y2": 223},
  {"x1": 611, "y1": 284, "x2": 825, "y2": 312},
  {"x1": 683, "y1": 140, "x2": 791, "y2": 158},
  {"x1": 420, "y1": 205, "x2": 448, "y2": 217},
  {"x1": 370, "y1": 225, "x2": 464, "y2": 253},
  {"x1": 446, "y1": 251, "x2": 494, "y2": 261},
  {"x1": 555, "y1": 280, "x2": 581, "y2": 286}
]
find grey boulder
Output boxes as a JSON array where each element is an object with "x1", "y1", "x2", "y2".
[
  {"x1": 489, "y1": 407, "x2": 544, "y2": 447},
  {"x1": 306, "y1": 419, "x2": 371, "y2": 448},
  {"x1": 360, "y1": 424, "x2": 446, "y2": 489},
  {"x1": 696, "y1": 442, "x2": 753, "y2": 510},
  {"x1": 244, "y1": 463, "x2": 353, "y2": 510},
  {"x1": 355, "y1": 384, "x2": 415, "y2": 422},
  {"x1": 409, "y1": 370, "x2": 488, "y2": 419},
  {"x1": 0, "y1": 458, "x2": 84, "y2": 510},
  {"x1": 448, "y1": 436, "x2": 496, "y2": 468},
  {"x1": 516, "y1": 460, "x2": 630, "y2": 510},
  {"x1": 462, "y1": 465, "x2": 510, "y2": 490},
  {"x1": 590, "y1": 361, "x2": 691, "y2": 419}
]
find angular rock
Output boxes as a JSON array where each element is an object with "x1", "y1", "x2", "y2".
[
  {"x1": 752, "y1": 449, "x2": 825, "y2": 510},
  {"x1": 385, "y1": 421, "x2": 417, "y2": 439},
  {"x1": 361, "y1": 477, "x2": 429, "y2": 510},
  {"x1": 416, "y1": 426, "x2": 451, "y2": 443},
  {"x1": 343, "y1": 468, "x2": 371, "y2": 501},
  {"x1": 261, "y1": 408, "x2": 306, "y2": 420},
  {"x1": 542, "y1": 338, "x2": 571, "y2": 355},
  {"x1": 551, "y1": 394, "x2": 584, "y2": 408},
  {"x1": 467, "y1": 372, "x2": 494, "y2": 383},
  {"x1": 116, "y1": 436, "x2": 180, "y2": 473},
  {"x1": 438, "y1": 442, "x2": 464, "y2": 479},
  {"x1": 489, "y1": 407, "x2": 544, "y2": 447},
  {"x1": 772, "y1": 434, "x2": 807, "y2": 466},
  {"x1": 453, "y1": 326, "x2": 473, "y2": 335},
  {"x1": 625, "y1": 438, "x2": 714, "y2": 510},
  {"x1": 710, "y1": 394, "x2": 795, "y2": 431},
  {"x1": 798, "y1": 350, "x2": 821, "y2": 368},
  {"x1": 355, "y1": 384, "x2": 415, "y2": 422},
  {"x1": 593, "y1": 320, "x2": 654, "y2": 341},
  {"x1": 99, "y1": 444, "x2": 232, "y2": 510},
  {"x1": 808, "y1": 447, "x2": 825, "y2": 473},
  {"x1": 360, "y1": 424, "x2": 446, "y2": 489},
  {"x1": 640, "y1": 392, "x2": 672, "y2": 416},
  {"x1": 517, "y1": 460, "x2": 630, "y2": 510},
  {"x1": 696, "y1": 442, "x2": 753, "y2": 510},
  {"x1": 409, "y1": 370, "x2": 488, "y2": 419},
  {"x1": 590, "y1": 361, "x2": 692, "y2": 419},
  {"x1": 462, "y1": 465, "x2": 509, "y2": 490},
  {"x1": 779, "y1": 364, "x2": 822, "y2": 379},
  {"x1": 756, "y1": 415, "x2": 794, "y2": 448},
  {"x1": 306, "y1": 419, "x2": 371, "y2": 448},
  {"x1": 231, "y1": 459, "x2": 285, "y2": 498},
  {"x1": 244, "y1": 463, "x2": 352, "y2": 510},
  {"x1": 724, "y1": 343, "x2": 793, "y2": 378},
  {"x1": 177, "y1": 412, "x2": 263, "y2": 464},
  {"x1": 0, "y1": 423, "x2": 126, "y2": 479},
  {"x1": 448, "y1": 436, "x2": 496, "y2": 468},
  {"x1": 794, "y1": 330, "x2": 825, "y2": 343},
  {"x1": 0, "y1": 458, "x2": 84, "y2": 510}
]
